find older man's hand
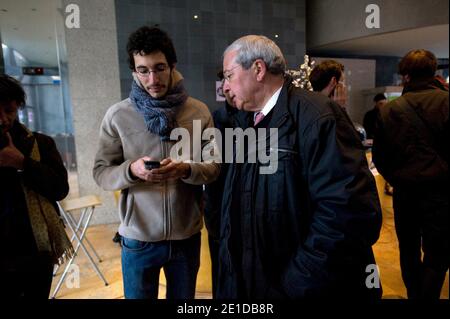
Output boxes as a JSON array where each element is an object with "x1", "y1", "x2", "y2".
[{"x1": 151, "y1": 158, "x2": 191, "y2": 181}]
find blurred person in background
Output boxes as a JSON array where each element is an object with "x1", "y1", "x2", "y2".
[{"x1": 373, "y1": 49, "x2": 449, "y2": 299}]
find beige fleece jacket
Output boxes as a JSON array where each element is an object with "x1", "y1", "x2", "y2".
[{"x1": 93, "y1": 70, "x2": 220, "y2": 242}]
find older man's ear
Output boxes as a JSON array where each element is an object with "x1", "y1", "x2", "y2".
[{"x1": 254, "y1": 59, "x2": 267, "y2": 82}]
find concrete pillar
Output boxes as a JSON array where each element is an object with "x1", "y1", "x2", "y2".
[{"x1": 63, "y1": 0, "x2": 121, "y2": 224}]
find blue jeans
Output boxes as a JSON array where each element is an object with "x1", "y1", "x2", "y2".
[{"x1": 121, "y1": 232, "x2": 201, "y2": 299}]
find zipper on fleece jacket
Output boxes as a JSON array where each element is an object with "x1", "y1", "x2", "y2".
[
  {"x1": 164, "y1": 141, "x2": 171, "y2": 239},
  {"x1": 160, "y1": 139, "x2": 168, "y2": 240}
]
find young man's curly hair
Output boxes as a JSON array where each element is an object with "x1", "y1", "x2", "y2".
[{"x1": 126, "y1": 26, "x2": 177, "y2": 71}]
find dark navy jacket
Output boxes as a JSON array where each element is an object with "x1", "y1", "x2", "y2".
[{"x1": 217, "y1": 81, "x2": 382, "y2": 299}]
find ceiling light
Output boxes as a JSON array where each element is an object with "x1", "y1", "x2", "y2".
[
  {"x1": 275, "y1": 34, "x2": 279, "y2": 38},
  {"x1": 193, "y1": 15, "x2": 198, "y2": 19}
]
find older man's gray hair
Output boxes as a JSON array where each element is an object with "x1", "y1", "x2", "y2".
[{"x1": 224, "y1": 35, "x2": 286, "y2": 75}]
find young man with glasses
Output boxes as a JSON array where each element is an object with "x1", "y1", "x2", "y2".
[{"x1": 93, "y1": 26, "x2": 219, "y2": 299}]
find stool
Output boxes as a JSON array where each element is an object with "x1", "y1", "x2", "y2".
[{"x1": 51, "y1": 195, "x2": 108, "y2": 298}]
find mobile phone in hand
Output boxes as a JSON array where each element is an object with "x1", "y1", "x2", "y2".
[{"x1": 144, "y1": 160, "x2": 160, "y2": 170}]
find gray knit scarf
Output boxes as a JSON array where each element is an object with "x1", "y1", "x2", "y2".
[{"x1": 130, "y1": 75, "x2": 188, "y2": 141}]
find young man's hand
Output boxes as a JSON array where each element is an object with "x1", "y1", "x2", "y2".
[
  {"x1": 0, "y1": 133, "x2": 24, "y2": 170},
  {"x1": 129, "y1": 156, "x2": 161, "y2": 182},
  {"x1": 130, "y1": 157, "x2": 190, "y2": 182}
]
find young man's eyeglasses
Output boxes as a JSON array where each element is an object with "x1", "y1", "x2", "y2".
[{"x1": 135, "y1": 64, "x2": 169, "y2": 78}]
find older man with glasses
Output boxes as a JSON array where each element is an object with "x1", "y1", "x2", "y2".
[
  {"x1": 93, "y1": 26, "x2": 219, "y2": 299},
  {"x1": 217, "y1": 35, "x2": 382, "y2": 299}
]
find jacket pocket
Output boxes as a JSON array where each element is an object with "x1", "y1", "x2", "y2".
[{"x1": 265, "y1": 147, "x2": 298, "y2": 211}]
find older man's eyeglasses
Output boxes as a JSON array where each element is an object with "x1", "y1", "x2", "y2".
[
  {"x1": 135, "y1": 64, "x2": 169, "y2": 78},
  {"x1": 223, "y1": 65, "x2": 241, "y2": 82}
]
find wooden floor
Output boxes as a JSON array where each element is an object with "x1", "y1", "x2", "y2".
[{"x1": 52, "y1": 174, "x2": 449, "y2": 299}]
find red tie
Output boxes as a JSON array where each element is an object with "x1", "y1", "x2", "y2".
[{"x1": 254, "y1": 112, "x2": 265, "y2": 126}]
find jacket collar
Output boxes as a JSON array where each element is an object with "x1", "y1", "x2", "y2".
[
  {"x1": 402, "y1": 77, "x2": 444, "y2": 94},
  {"x1": 232, "y1": 77, "x2": 293, "y2": 129},
  {"x1": 266, "y1": 77, "x2": 292, "y2": 129}
]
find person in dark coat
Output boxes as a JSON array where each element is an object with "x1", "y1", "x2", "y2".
[
  {"x1": 373, "y1": 49, "x2": 449, "y2": 299},
  {"x1": 0, "y1": 74, "x2": 72, "y2": 298},
  {"x1": 363, "y1": 93, "x2": 387, "y2": 140},
  {"x1": 218, "y1": 35, "x2": 382, "y2": 299},
  {"x1": 203, "y1": 71, "x2": 237, "y2": 298},
  {"x1": 364, "y1": 93, "x2": 394, "y2": 195}
]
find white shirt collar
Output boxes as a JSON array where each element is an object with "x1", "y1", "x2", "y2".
[{"x1": 255, "y1": 86, "x2": 283, "y2": 119}]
